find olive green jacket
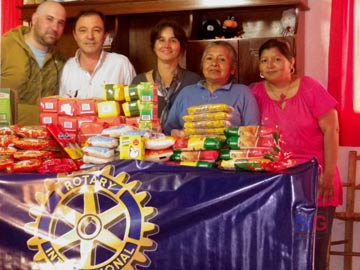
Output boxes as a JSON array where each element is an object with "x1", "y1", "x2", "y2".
[{"x1": 1, "y1": 26, "x2": 65, "y2": 125}]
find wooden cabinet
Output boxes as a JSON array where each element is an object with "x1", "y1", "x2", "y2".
[{"x1": 18, "y1": 0, "x2": 308, "y2": 85}]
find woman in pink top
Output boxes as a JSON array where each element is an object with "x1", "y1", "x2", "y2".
[{"x1": 251, "y1": 39, "x2": 342, "y2": 270}]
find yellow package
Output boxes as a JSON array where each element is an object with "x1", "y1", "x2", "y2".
[
  {"x1": 184, "y1": 120, "x2": 231, "y2": 129},
  {"x1": 187, "y1": 104, "x2": 234, "y2": 115},
  {"x1": 97, "y1": 101, "x2": 121, "y2": 118},
  {"x1": 102, "y1": 84, "x2": 125, "y2": 101},
  {"x1": 119, "y1": 135, "x2": 144, "y2": 160}
]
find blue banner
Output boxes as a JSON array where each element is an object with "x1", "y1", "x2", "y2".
[{"x1": 0, "y1": 159, "x2": 317, "y2": 270}]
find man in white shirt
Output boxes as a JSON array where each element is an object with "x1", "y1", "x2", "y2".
[{"x1": 60, "y1": 10, "x2": 136, "y2": 98}]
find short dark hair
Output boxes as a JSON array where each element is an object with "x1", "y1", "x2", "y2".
[
  {"x1": 150, "y1": 20, "x2": 188, "y2": 52},
  {"x1": 259, "y1": 39, "x2": 293, "y2": 61},
  {"x1": 73, "y1": 9, "x2": 107, "y2": 32},
  {"x1": 200, "y1": 40, "x2": 238, "y2": 72}
]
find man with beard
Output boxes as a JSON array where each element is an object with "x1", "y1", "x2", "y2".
[{"x1": 1, "y1": 0, "x2": 67, "y2": 125}]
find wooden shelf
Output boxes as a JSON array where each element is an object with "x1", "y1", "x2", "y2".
[{"x1": 18, "y1": 0, "x2": 308, "y2": 21}]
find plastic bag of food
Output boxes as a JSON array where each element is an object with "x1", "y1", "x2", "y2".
[
  {"x1": 184, "y1": 120, "x2": 231, "y2": 129},
  {"x1": 187, "y1": 104, "x2": 234, "y2": 115},
  {"x1": 224, "y1": 126, "x2": 277, "y2": 137},
  {"x1": 171, "y1": 150, "x2": 219, "y2": 162},
  {"x1": 183, "y1": 112, "x2": 232, "y2": 122},
  {"x1": 173, "y1": 136, "x2": 225, "y2": 150}
]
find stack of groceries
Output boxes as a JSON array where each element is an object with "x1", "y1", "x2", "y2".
[{"x1": 0, "y1": 101, "x2": 295, "y2": 173}]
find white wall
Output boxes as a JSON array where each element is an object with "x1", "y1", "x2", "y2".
[{"x1": 304, "y1": 1, "x2": 360, "y2": 269}]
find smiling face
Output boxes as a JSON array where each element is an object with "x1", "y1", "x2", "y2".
[
  {"x1": 259, "y1": 47, "x2": 294, "y2": 84},
  {"x1": 202, "y1": 45, "x2": 234, "y2": 86},
  {"x1": 73, "y1": 14, "x2": 106, "y2": 57},
  {"x1": 31, "y1": 2, "x2": 66, "y2": 49},
  {"x1": 153, "y1": 26, "x2": 182, "y2": 63}
]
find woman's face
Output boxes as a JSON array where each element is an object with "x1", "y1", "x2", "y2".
[
  {"x1": 154, "y1": 27, "x2": 182, "y2": 63},
  {"x1": 259, "y1": 47, "x2": 294, "y2": 83},
  {"x1": 202, "y1": 45, "x2": 234, "y2": 85}
]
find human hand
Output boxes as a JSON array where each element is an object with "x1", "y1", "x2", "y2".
[{"x1": 317, "y1": 173, "x2": 335, "y2": 204}]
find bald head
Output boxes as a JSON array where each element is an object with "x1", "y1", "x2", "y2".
[
  {"x1": 30, "y1": 0, "x2": 67, "y2": 50},
  {"x1": 35, "y1": 0, "x2": 66, "y2": 17}
]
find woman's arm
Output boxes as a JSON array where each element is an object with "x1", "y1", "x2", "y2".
[{"x1": 318, "y1": 108, "x2": 340, "y2": 204}]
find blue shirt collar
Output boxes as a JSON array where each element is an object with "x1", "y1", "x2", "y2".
[{"x1": 198, "y1": 80, "x2": 233, "y2": 91}]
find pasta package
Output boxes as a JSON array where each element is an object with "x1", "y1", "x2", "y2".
[
  {"x1": 14, "y1": 125, "x2": 51, "y2": 139},
  {"x1": 6, "y1": 159, "x2": 42, "y2": 173},
  {"x1": 183, "y1": 112, "x2": 232, "y2": 122},
  {"x1": 184, "y1": 120, "x2": 231, "y2": 129},
  {"x1": 187, "y1": 104, "x2": 234, "y2": 115},
  {"x1": 171, "y1": 150, "x2": 219, "y2": 162},
  {"x1": 184, "y1": 127, "x2": 227, "y2": 135},
  {"x1": 219, "y1": 158, "x2": 271, "y2": 171},
  {"x1": 173, "y1": 136, "x2": 225, "y2": 150},
  {"x1": 219, "y1": 149, "x2": 272, "y2": 160},
  {"x1": 227, "y1": 136, "x2": 276, "y2": 149},
  {"x1": 224, "y1": 126, "x2": 277, "y2": 137},
  {"x1": 166, "y1": 160, "x2": 217, "y2": 168}
]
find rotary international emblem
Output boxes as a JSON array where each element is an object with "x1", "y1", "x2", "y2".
[{"x1": 25, "y1": 165, "x2": 158, "y2": 270}]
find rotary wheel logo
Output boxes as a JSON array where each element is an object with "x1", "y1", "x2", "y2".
[{"x1": 25, "y1": 166, "x2": 158, "y2": 270}]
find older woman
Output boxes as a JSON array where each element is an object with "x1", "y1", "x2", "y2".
[
  {"x1": 132, "y1": 20, "x2": 202, "y2": 130},
  {"x1": 251, "y1": 39, "x2": 342, "y2": 270},
  {"x1": 164, "y1": 40, "x2": 260, "y2": 135}
]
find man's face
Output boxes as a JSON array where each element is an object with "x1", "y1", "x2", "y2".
[
  {"x1": 32, "y1": 4, "x2": 66, "y2": 48},
  {"x1": 73, "y1": 14, "x2": 106, "y2": 56}
]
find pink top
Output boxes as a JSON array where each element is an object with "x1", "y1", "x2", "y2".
[{"x1": 251, "y1": 76, "x2": 342, "y2": 207}]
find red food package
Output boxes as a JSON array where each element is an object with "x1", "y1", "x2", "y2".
[
  {"x1": 40, "y1": 113, "x2": 58, "y2": 126},
  {"x1": 0, "y1": 146, "x2": 17, "y2": 156},
  {"x1": 0, "y1": 126, "x2": 15, "y2": 136},
  {"x1": 0, "y1": 156, "x2": 14, "y2": 171},
  {"x1": 12, "y1": 138, "x2": 51, "y2": 150},
  {"x1": 40, "y1": 96, "x2": 59, "y2": 113},
  {"x1": 37, "y1": 158, "x2": 79, "y2": 174},
  {"x1": 58, "y1": 98, "x2": 77, "y2": 116},
  {"x1": 46, "y1": 124, "x2": 83, "y2": 160},
  {"x1": 97, "y1": 116, "x2": 126, "y2": 127},
  {"x1": 6, "y1": 159, "x2": 42, "y2": 173},
  {"x1": 78, "y1": 122, "x2": 109, "y2": 146},
  {"x1": 0, "y1": 135, "x2": 18, "y2": 147},
  {"x1": 14, "y1": 125, "x2": 51, "y2": 139},
  {"x1": 13, "y1": 150, "x2": 54, "y2": 160},
  {"x1": 76, "y1": 99, "x2": 97, "y2": 116}
]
